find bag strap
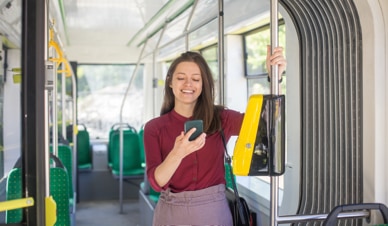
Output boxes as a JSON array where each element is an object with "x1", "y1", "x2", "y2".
[{"x1": 221, "y1": 129, "x2": 247, "y2": 225}]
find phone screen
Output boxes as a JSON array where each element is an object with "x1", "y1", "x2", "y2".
[{"x1": 184, "y1": 120, "x2": 203, "y2": 141}]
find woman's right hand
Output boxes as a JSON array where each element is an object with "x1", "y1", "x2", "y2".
[
  {"x1": 172, "y1": 129, "x2": 206, "y2": 160},
  {"x1": 154, "y1": 129, "x2": 206, "y2": 187}
]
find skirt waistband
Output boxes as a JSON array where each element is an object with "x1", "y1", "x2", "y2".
[
  {"x1": 159, "y1": 184, "x2": 226, "y2": 205},
  {"x1": 162, "y1": 184, "x2": 225, "y2": 198}
]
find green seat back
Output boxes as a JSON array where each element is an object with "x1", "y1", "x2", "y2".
[
  {"x1": 77, "y1": 127, "x2": 92, "y2": 169},
  {"x1": 50, "y1": 145, "x2": 74, "y2": 201},
  {"x1": 108, "y1": 124, "x2": 134, "y2": 167},
  {"x1": 138, "y1": 128, "x2": 145, "y2": 167},
  {"x1": 50, "y1": 168, "x2": 70, "y2": 226},
  {"x1": 140, "y1": 181, "x2": 160, "y2": 204},
  {"x1": 111, "y1": 129, "x2": 144, "y2": 176},
  {"x1": 5, "y1": 168, "x2": 22, "y2": 223},
  {"x1": 149, "y1": 187, "x2": 161, "y2": 203},
  {"x1": 6, "y1": 167, "x2": 70, "y2": 225},
  {"x1": 108, "y1": 129, "x2": 116, "y2": 168}
]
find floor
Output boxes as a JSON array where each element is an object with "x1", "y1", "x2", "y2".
[{"x1": 75, "y1": 199, "x2": 141, "y2": 226}]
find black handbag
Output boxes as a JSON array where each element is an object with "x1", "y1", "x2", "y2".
[{"x1": 221, "y1": 130, "x2": 253, "y2": 226}]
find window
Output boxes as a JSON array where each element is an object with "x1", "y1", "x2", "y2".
[
  {"x1": 77, "y1": 64, "x2": 144, "y2": 139},
  {"x1": 200, "y1": 45, "x2": 219, "y2": 104},
  {"x1": 244, "y1": 21, "x2": 286, "y2": 96}
]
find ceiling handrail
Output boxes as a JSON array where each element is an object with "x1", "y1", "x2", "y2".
[{"x1": 127, "y1": 0, "x2": 194, "y2": 47}]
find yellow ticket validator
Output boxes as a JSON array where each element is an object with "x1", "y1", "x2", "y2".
[{"x1": 233, "y1": 94, "x2": 285, "y2": 176}]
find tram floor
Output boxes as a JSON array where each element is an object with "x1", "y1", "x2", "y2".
[{"x1": 75, "y1": 199, "x2": 141, "y2": 226}]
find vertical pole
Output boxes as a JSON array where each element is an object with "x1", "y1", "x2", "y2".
[
  {"x1": 22, "y1": 0, "x2": 48, "y2": 224},
  {"x1": 218, "y1": 0, "x2": 225, "y2": 105},
  {"x1": 61, "y1": 70, "x2": 66, "y2": 139},
  {"x1": 70, "y1": 70, "x2": 78, "y2": 214},
  {"x1": 269, "y1": 0, "x2": 280, "y2": 225},
  {"x1": 51, "y1": 52, "x2": 58, "y2": 156},
  {"x1": 270, "y1": 0, "x2": 279, "y2": 95},
  {"x1": 153, "y1": 25, "x2": 166, "y2": 117},
  {"x1": 44, "y1": 89, "x2": 50, "y2": 197},
  {"x1": 119, "y1": 40, "x2": 147, "y2": 213}
]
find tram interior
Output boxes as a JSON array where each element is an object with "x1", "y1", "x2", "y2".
[{"x1": 1, "y1": 0, "x2": 388, "y2": 225}]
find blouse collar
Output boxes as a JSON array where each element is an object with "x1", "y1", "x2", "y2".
[{"x1": 171, "y1": 109, "x2": 192, "y2": 121}]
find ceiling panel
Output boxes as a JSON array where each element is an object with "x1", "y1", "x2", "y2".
[{"x1": 0, "y1": 0, "x2": 21, "y2": 47}]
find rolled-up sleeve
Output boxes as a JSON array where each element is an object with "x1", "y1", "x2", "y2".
[
  {"x1": 221, "y1": 109, "x2": 245, "y2": 139},
  {"x1": 143, "y1": 120, "x2": 168, "y2": 192}
]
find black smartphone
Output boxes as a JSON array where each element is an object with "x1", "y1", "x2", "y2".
[{"x1": 184, "y1": 120, "x2": 203, "y2": 141}]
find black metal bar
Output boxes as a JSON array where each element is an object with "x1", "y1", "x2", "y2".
[{"x1": 21, "y1": 0, "x2": 47, "y2": 225}]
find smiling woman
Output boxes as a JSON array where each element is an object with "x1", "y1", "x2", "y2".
[
  {"x1": 170, "y1": 61, "x2": 203, "y2": 108},
  {"x1": 143, "y1": 48, "x2": 285, "y2": 225},
  {"x1": 143, "y1": 51, "x2": 243, "y2": 225},
  {"x1": 0, "y1": 0, "x2": 387, "y2": 225}
]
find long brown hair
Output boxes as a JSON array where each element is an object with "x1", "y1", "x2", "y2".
[{"x1": 160, "y1": 51, "x2": 223, "y2": 134}]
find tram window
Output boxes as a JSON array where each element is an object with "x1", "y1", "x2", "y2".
[
  {"x1": 247, "y1": 77, "x2": 287, "y2": 96},
  {"x1": 200, "y1": 46, "x2": 218, "y2": 81},
  {"x1": 200, "y1": 45, "x2": 219, "y2": 104},
  {"x1": 77, "y1": 64, "x2": 144, "y2": 139},
  {"x1": 243, "y1": 21, "x2": 286, "y2": 77}
]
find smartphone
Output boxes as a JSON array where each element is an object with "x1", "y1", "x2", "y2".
[{"x1": 184, "y1": 120, "x2": 203, "y2": 141}]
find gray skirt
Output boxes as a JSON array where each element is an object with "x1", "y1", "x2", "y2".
[{"x1": 153, "y1": 184, "x2": 233, "y2": 226}]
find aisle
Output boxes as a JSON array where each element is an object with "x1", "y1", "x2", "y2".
[{"x1": 75, "y1": 199, "x2": 141, "y2": 226}]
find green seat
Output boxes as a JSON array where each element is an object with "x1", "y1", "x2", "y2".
[
  {"x1": 77, "y1": 124, "x2": 92, "y2": 170},
  {"x1": 5, "y1": 168, "x2": 23, "y2": 223},
  {"x1": 108, "y1": 123, "x2": 135, "y2": 168},
  {"x1": 138, "y1": 127, "x2": 145, "y2": 168},
  {"x1": 140, "y1": 181, "x2": 160, "y2": 204},
  {"x1": 50, "y1": 168, "x2": 70, "y2": 226},
  {"x1": 149, "y1": 187, "x2": 160, "y2": 203},
  {"x1": 110, "y1": 125, "x2": 144, "y2": 177},
  {"x1": 50, "y1": 144, "x2": 74, "y2": 209},
  {"x1": 5, "y1": 166, "x2": 70, "y2": 226}
]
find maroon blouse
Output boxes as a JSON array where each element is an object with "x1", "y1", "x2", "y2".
[{"x1": 143, "y1": 108, "x2": 244, "y2": 193}]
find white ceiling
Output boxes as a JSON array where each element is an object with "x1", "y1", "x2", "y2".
[
  {"x1": 56, "y1": 0, "x2": 168, "y2": 63},
  {"x1": 52, "y1": 0, "x2": 223, "y2": 64},
  {"x1": 0, "y1": 0, "x2": 185, "y2": 63},
  {"x1": 0, "y1": 0, "x2": 269, "y2": 64}
]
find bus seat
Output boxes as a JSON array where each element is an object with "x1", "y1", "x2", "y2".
[
  {"x1": 108, "y1": 123, "x2": 136, "y2": 168},
  {"x1": 323, "y1": 203, "x2": 388, "y2": 226},
  {"x1": 5, "y1": 168, "x2": 23, "y2": 223},
  {"x1": 49, "y1": 154, "x2": 71, "y2": 226},
  {"x1": 5, "y1": 163, "x2": 70, "y2": 226},
  {"x1": 50, "y1": 168, "x2": 70, "y2": 226},
  {"x1": 50, "y1": 145, "x2": 74, "y2": 211},
  {"x1": 140, "y1": 178, "x2": 160, "y2": 204},
  {"x1": 138, "y1": 126, "x2": 145, "y2": 168},
  {"x1": 110, "y1": 127, "x2": 144, "y2": 178},
  {"x1": 77, "y1": 124, "x2": 92, "y2": 170}
]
